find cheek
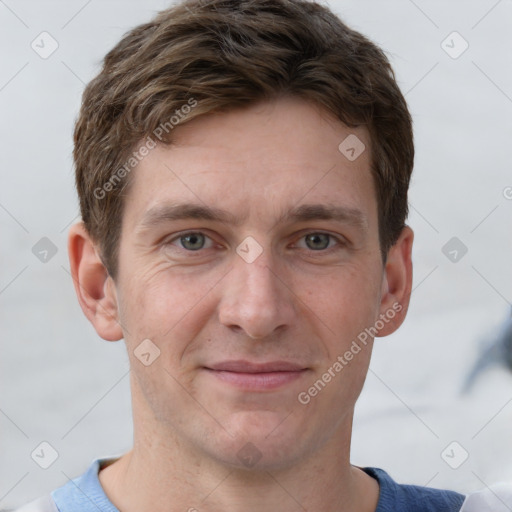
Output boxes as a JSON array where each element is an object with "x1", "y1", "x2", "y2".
[
  {"x1": 300, "y1": 262, "x2": 383, "y2": 342},
  {"x1": 117, "y1": 263, "x2": 224, "y2": 354}
]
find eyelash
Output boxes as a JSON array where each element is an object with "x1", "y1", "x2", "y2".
[{"x1": 164, "y1": 230, "x2": 346, "y2": 255}]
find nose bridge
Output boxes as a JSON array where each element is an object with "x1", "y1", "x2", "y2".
[{"x1": 218, "y1": 244, "x2": 293, "y2": 339}]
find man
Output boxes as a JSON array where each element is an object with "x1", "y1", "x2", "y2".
[{"x1": 15, "y1": 0, "x2": 472, "y2": 510}]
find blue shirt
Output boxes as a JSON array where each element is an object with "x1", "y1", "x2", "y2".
[{"x1": 44, "y1": 457, "x2": 466, "y2": 511}]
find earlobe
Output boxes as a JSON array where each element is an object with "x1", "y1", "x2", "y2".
[
  {"x1": 68, "y1": 222, "x2": 124, "y2": 342},
  {"x1": 376, "y1": 226, "x2": 414, "y2": 337}
]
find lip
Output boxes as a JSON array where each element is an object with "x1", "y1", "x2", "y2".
[
  {"x1": 203, "y1": 360, "x2": 309, "y2": 391},
  {"x1": 206, "y1": 360, "x2": 307, "y2": 373}
]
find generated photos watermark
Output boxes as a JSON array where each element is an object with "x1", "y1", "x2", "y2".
[
  {"x1": 297, "y1": 302, "x2": 402, "y2": 405},
  {"x1": 94, "y1": 97, "x2": 198, "y2": 200}
]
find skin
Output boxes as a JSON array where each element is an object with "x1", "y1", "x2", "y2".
[{"x1": 69, "y1": 96, "x2": 413, "y2": 512}]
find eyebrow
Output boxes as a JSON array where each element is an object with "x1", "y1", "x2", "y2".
[{"x1": 137, "y1": 202, "x2": 368, "y2": 232}]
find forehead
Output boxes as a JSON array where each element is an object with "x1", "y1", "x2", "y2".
[{"x1": 122, "y1": 96, "x2": 377, "y2": 232}]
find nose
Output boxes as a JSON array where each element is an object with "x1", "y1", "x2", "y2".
[{"x1": 218, "y1": 247, "x2": 296, "y2": 340}]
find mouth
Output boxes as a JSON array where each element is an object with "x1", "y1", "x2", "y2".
[{"x1": 202, "y1": 360, "x2": 309, "y2": 391}]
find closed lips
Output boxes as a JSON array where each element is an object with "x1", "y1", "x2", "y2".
[{"x1": 205, "y1": 360, "x2": 307, "y2": 372}]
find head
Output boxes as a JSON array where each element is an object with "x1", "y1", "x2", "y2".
[{"x1": 69, "y1": 0, "x2": 414, "y2": 471}]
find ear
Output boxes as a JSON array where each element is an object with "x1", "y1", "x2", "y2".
[
  {"x1": 376, "y1": 225, "x2": 414, "y2": 337},
  {"x1": 68, "y1": 221, "x2": 124, "y2": 341}
]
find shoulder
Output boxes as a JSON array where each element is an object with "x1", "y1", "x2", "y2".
[
  {"x1": 362, "y1": 467, "x2": 466, "y2": 512},
  {"x1": 459, "y1": 482, "x2": 512, "y2": 512},
  {"x1": 11, "y1": 494, "x2": 58, "y2": 512},
  {"x1": 12, "y1": 456, "x2": 121, "y2": 512}
]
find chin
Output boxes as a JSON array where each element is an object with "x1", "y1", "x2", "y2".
[{"x1": 206, "y1": 410, "x2": 316, "y2": 471}]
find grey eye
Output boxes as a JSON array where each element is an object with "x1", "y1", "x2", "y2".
[
  {"x1": 304, "y1": 233, "x2": 331, "y2": 250},
  {"x1": 180, "y1": 232, "x2": 206, "y2": 250}
]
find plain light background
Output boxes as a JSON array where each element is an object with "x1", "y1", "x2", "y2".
[{"x1": 1, "y1": 0, "x2": 512, "y2": 508}]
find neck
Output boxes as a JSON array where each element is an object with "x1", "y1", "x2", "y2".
[{"x1": 99, "y1": 415, "x2": 379, "y2": 512}]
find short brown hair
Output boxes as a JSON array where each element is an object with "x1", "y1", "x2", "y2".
[{"x1": 74, "y1": 0, "x2": 414, "y2": 278}]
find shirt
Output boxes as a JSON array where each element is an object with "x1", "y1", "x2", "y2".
[{"x1": 16, "y1": 456, "x2": 469, "y2": 511}]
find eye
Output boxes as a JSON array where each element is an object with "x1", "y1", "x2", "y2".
[
  {"x1": 168, "y1": 232, "x2": 214, "y2": 251},
  {"x1": 164, "y1": 230, "x2": 344, "y2": 255},
  {"x1": 296, "y1": 232, "x2": 343, "y2": 251}
]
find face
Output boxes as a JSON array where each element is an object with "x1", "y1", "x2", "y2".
[{"x1": 111, "y1": 96, "x2": 396, "y2": 470}]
